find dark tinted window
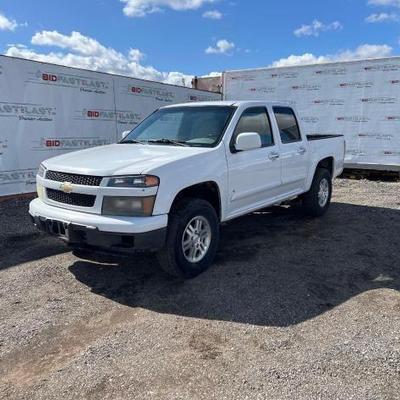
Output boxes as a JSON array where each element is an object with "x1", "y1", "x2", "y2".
[
  {"x1": 233, "y1": 107, "x2": 274, "y2": 147},
  {"x1": 273, "y1": 107, "x2": 301, "y2": 143}
]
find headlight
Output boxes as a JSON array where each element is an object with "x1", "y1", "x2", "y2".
[
  {"x1": 102, "y1": 196, "x2": 155, "y2": 216},
  {"x1": 107, "y1": 175, "x2": 159, "y2": 188},
  {"x1": 37, "y1": 163, "x2": 47, "y2": 178}
]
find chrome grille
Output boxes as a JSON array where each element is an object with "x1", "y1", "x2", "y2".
[
  {"x1": 46, "y1": 170, "x2": 102, "y2": 186},
  {"x1": 46, "y1": 188, "x2": 96, "y2": 207}
]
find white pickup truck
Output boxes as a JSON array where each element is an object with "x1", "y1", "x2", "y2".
[{"x1": 30, "y1": 101, "x2": 345, "y2": 278}]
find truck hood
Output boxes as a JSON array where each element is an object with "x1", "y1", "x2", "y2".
[{"x1": 43, "y1": 143, "x2": 211, "y2": 176}]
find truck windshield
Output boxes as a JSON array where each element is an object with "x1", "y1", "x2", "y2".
[{"x1": 121, "y1": 106, "x2": 235, "y2": 147}]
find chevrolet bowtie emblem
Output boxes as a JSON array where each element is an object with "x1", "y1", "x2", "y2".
[{"x1": 60, "y1": 182, "x2": 73, "y2": 193}]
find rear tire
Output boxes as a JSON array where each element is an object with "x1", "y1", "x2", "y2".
[
  {"x1": 157, "y1": 198, "x2": 220, "y2": 279},
  {"x1": 302, "y1": 168, "x2": 332, "y2": 217}
]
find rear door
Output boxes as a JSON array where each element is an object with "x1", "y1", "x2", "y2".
[
  {"x1": 226, "y1": 106, "x2": 282, "y2": 217},
  {"x1": 272, "y1": 106, "x2": 308, "y2": 192}
]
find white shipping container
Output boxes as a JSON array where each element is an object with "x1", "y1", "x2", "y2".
[
  {"x1": 222, "y1": 57, "x2": 400, "y2": 172},
  {"x1": 0, "y1": 55, "x2": 221, "y2": 197}
]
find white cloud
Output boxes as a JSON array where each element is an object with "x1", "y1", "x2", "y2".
[
  {"x1": 5, "y1": 30, "x2": 193, "y2": 86},
  {"x1": 294, "y1": 20, "x2": 343, "y2": 37},
  {"x1": 201, "y1": 71, "x2": 222, "y2": 77},
  {"x1": 128, "y1": 48, "x2": 145, "y2": 62},
  {"x1": 368, "y1": 0, "x2": 400, "y2": 7},
  {"x1": 270, "y1": 44, "x2": 393, "y2": 67},
  {"x1": 365, "y1": 12, "x2": 399, "y2": 22},
  {"x1": 31, "y1": 31, "x2": 117, "y2": 57},
  {"x1": 337, "y1": 44, "x2": 393, "y2": 59},
  {"x1": 205, "y1": 39, "x2": 235, "y2": 54},
  {"x1": 0, "y1": 11, "x2": 19, "y2": 31},
  {"x1": 121, "y1": 0, "x2": 215, "y2": 17},
  {"x1": 271, "y1": 53, "x2": 327, "y2": 67},
  {"x1": 202, "y1": 10, "x2": 222, "y2": 19}
]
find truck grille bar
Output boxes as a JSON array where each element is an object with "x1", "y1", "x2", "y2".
[
  {"x1": 46, "y1": 170, "x2": 103, "y2": 187},
  {"x1": 46, "y1": 188, "x2": 96, "y2": 207}
]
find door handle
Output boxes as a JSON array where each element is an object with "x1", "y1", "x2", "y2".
[
  {"x1": 298, "y1": 146, "x2": 306, "y2": 155},
  {"x1": 268, "y1": 152, "x2": 280, "y2": 160}
]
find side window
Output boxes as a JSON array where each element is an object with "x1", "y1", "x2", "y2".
[
  {"x1": 233, "y1": 107, "x2": 274, "y2": 148},
  {"x1": 273, "y1": 107, "x2": 302, "y2": 144}
]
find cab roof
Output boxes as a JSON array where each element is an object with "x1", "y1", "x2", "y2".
[{"x1": 162, "y1": 100, "x2": 292, "y2": 109}]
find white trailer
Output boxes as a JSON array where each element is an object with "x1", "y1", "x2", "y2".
[
  {"x1": 0, "y1": 55, "x2": 221, "y2": 197},
  {"x1": 222, "y1": 57, "x2": 400, "y2": 173}
]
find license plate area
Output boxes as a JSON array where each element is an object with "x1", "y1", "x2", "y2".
[{"x1": 44, "y1": 218, "x2": 69, "y2": 239}]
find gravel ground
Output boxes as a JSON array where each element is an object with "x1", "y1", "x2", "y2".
[{"x1": 0, "y1": 178, "x2": 399, "y2": 400}]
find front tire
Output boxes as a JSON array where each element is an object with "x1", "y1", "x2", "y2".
[
  {"x1": 157, "y1": 198, "x2": 220, "y2": 279},
  {"x1": 302, "y1": 168, "x2": 332, "y2": 217}
]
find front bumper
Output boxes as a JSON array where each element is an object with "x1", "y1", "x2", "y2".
[{"x1": 29, "y1": 198, "x2": 168, "y2": 252}]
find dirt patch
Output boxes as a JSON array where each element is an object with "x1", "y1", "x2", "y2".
[{"x1": 0, "y1": 179, "x2": 399, "y2": 400}]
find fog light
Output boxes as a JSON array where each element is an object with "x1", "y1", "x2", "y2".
[{"x1": 102, "y1": 196, "x2": 155, "y2": 216}]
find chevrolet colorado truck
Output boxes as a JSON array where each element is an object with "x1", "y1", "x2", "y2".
[{"x1": 30, "y1": 101, "x2": 345, "y2": 278}]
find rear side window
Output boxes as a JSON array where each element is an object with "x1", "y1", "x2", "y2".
[
  {"x1": 273, "y1": 107, "x2": 302, "y2": 144},
  {"x1": 233, "y1": 107, "x2": 274, "y2": 147}
]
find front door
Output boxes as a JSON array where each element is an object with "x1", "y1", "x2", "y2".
[{"x1": 226, "y1": 106, "x2": 282, "y2": 218}]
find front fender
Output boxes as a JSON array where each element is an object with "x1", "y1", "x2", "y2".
[{"x1": 150, "y1": 147, "x2": 228, "y2": 218}]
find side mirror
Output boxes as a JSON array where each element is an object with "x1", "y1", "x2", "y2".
[
  {"x1": 234, "y1": 132, "x2": 262, "y2": 152},
  {"x1": 121, "y1": 130, "x2": 130, "y2": 140}
]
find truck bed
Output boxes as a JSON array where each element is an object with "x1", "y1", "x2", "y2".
[{"x1": 306, "y1": 134, "x2": 345, "y2": 179}]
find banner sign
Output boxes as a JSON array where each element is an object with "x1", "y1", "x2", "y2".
[
  {"x1": 0, "y1": 56, "x2": 221, "y2": 196},
  {"x1": 223, "y1": 57, "x2": 400, "y2": 171}
]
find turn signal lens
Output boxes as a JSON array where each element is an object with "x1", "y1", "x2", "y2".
[
  {"x1": 37, "y1": 183, "x2": 45, "y2": 200},
  {"x1": 144, "y1": 175, "x2": 160, "y2": 187},
  {"x1": 37, "y1": 164, "x2": 47, "y2": 178}
]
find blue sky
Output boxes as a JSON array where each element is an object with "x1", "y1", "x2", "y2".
[{"x1": 0, "y1": 0, "x2": 399, "y2": 85}]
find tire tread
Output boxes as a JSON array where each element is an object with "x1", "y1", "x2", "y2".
[
  {"x1": 157, "y1": 197, "x2": 219, "y2": 279},
  {"x1": 302, "y1": 168, "x2": 332, "y2": 217}
]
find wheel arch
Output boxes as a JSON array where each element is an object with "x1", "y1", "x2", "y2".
[
  {"x1": 306, "y1": 156, "x2": 334, "y2": 190},
  {"x1": 169, "y1": 181, "x2": 222, "y2": 221},
  {"x1": 316, "y1": 156, "x2": 334, "y2": 176}
]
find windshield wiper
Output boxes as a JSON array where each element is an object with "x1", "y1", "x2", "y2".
[
  {"x1": 147, "y1": 138, "x2": 189, "y2": 147},
  {"x1": 119, "y1": 139, "x2": 146, "y2": 145}
]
